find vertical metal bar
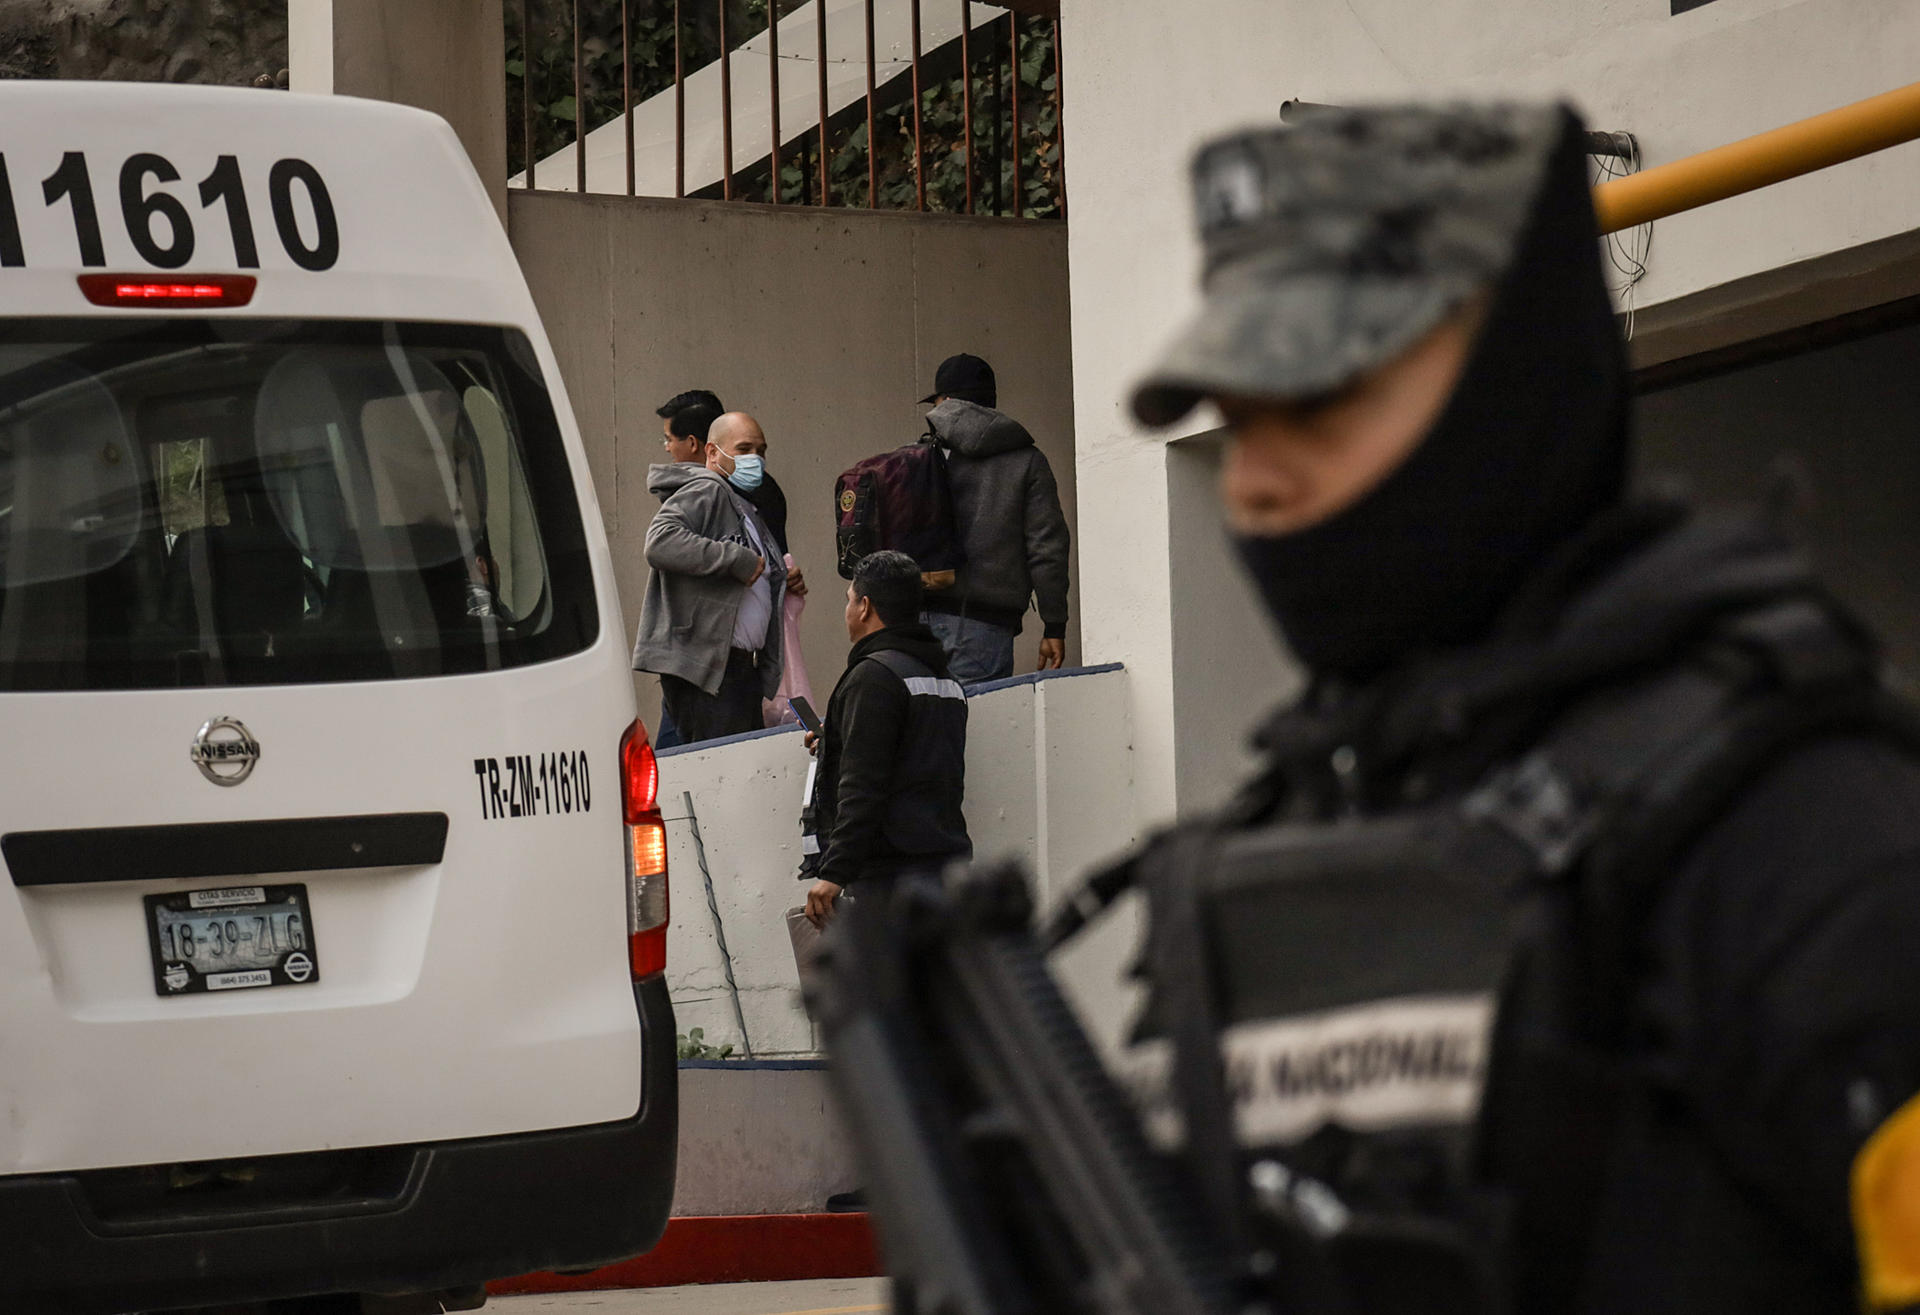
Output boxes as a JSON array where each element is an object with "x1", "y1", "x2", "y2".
[
  {"x1": 960, "y1": 0, "x2": 973, "y2": 214},
  {"x1": 864, "y1": 0, "x2": 877, "y2": 207},
  {"x1": 910, "y1": 0, "x2": 924, "y2": 210},
  {"x1": 623, "y1": 0, "x2": 634, "y2": 195},
  {"x1": 769, "y1": 0, "x2": 781, "y2": 204},
  {"x1": 674, "y1": 0, "x2": 686, "y2": 197},
  {"x1": 573, "y1": 0, "x2": 585, "y2": 193},
  {"x1": 988, "y1": 17, "x2": 1001, "y2": 214},
  {"x1": 522, "y1": 0, "x2": 535, "y2": 188},
  {"x1": 1052, "y1": 16, "x2": 1065, "y2": 220},
  {"x1": 720, "y1": 0, "x2": 734, "y2": 200},
  {"x1": 815, "y1": 0, "x2": 829, "y2": 206},
  {"x1": 1009, "y1": 13, "x2": 1022, "y2": 216}
]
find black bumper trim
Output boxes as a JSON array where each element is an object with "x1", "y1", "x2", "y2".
[
  {"x1": 0, "y1": 976, "x2": 677, "y2": 1315},
  {"x1": 4, "y1": 812, "x2": 450, "y2": 887}
]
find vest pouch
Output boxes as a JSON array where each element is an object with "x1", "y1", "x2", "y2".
[
  {"x1": 1193, "y1": 809, "x2": 1534, "y2": 1315},
  {"x1": 1199, "y1": 809, "x2": 1532, "y2": 1144}
]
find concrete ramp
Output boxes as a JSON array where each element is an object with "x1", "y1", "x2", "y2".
[{"x1": 512, "y1": 0, "x2": 1009, "y2": 196}]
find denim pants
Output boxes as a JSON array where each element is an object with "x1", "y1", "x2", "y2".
[
  {"x1": 923, "y1": 612, "x2": 1017, "y2": 686},
  {"x1": 651, "y1": 700, "x2": 682, "y2": 750},
  {"x1": 658, "y1": 649, "x2": 765, "y2": 745}
]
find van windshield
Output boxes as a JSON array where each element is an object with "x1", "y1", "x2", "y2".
[{"x1": 0, "y1": 318, "x2": 596, "y2": 690}]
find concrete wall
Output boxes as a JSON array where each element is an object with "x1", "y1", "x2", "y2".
[
  {"x1": 671, "y1": 1063, "x2": 858, "y2": 1215},
  {"x1": 288, "y1": 0, "x2": 508, "y2": 222},
  {"x1": 507, "y1": 192, "x2": 1080, "y2": 733},
  {"x1": 655, "y1": 665, "x2": 1139, "y2": 1059},
  {"x1": 1059, "y1": 0, "x2": 1920, "y2": 822}
]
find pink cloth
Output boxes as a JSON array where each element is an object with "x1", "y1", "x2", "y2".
[{"x1": 764, "y1": 554, "x2": 818, "y2": 728}]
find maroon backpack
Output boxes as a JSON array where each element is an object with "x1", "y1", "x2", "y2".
[{"x1": 834, "y1": 439, "x2": 966, "y2": 586}]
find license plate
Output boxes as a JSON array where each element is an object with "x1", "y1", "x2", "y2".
[{"x1": 145, "y1": 884, "x2": 320, "y2": 996}]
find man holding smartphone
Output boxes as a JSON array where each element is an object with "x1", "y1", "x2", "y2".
[{"x1": 803, "y1": 551, "x2": 972, "y2": 928}]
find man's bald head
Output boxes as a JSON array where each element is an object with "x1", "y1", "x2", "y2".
[
  {"x1": 707, "y1": 412, "x2": 763, "y2": 449},
  {"x1": 706, "y1": 411, "x2": 768, "y2": 479}
]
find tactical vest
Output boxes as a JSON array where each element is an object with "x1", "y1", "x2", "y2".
[{"x1": 1109, "y1": 522, "x2": 1920, "y2": 1315}]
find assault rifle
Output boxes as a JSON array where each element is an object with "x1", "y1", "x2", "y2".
[{"x1": 803, "y1": 861, "x2": 1247, "y2": 1315}]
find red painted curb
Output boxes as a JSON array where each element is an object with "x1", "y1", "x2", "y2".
[{"x1": 487, "y1": 1213, "x2": 880, "y2": 1294}]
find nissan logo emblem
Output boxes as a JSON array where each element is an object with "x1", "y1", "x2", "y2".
[{"x1": 191, "y1": 717, "x2": 260, "y2": 786}]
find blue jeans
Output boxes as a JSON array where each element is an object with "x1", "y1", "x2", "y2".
[
  {"x1": 923, "y1": 612, "x2": 1016, "y2": 686},
  {"x1": 651, "y1": 699, "x2": 682, "y2": 750}
]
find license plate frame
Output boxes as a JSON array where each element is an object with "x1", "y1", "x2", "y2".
[{"x1": 145, "y1": 883, "x2": 321, "y2": 997}]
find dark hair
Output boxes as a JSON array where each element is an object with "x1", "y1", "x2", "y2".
[
  {"x1": 666, "y1": 402, "x2": 723, "y2": 442},
  {"x1": 657, "y1": 389, "x2": 723, "y2": 420},
  {"x1": 852, "y1": 550, "x2": 925, "y2": 627}
]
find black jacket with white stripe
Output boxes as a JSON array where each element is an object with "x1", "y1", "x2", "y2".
[{"x1": 812, "y1": 624, "x2": 972, "y2": 888}]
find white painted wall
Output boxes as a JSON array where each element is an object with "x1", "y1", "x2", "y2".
[
  {"x1": 659, "y1": 665, "x2": 1140, "y2": 1058},
  {"x1": 1060, "y1": 0, "x2": 1920, "y2": 822}
]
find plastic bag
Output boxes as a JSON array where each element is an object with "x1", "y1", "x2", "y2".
[{"x1": 765, "y1": 553, "x2": 818, "y2": 728}]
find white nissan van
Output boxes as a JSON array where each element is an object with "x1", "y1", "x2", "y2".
[{"x1": 0, "y1": 84, "x2": 675, "y2": 1314}]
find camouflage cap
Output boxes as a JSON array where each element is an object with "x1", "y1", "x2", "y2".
[{"x1": 1131, "y1": 103, "x2": 1573, "y2": 429}]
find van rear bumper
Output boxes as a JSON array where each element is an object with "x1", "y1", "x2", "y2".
[{"x1": 0, "y1": 977, "x2": 678, "y2": 1315}]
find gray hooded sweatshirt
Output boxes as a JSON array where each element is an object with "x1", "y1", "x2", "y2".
[
  {"x1": 924, "y1": 399, "x2": 1071, "y2": 637},
  {"x1": 632, "y1": 463, "x2": 787, "y2": 697}
]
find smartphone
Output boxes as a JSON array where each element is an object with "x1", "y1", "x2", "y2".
[{"x1": 789, "y1": 696, "x2": 825, "y2": 736}]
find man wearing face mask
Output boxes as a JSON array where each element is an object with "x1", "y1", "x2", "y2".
[
  {"x1": 632, "y1": 410, "x2": 787, "y2": 744},
  {"x1": 1103, "y1": 106, "x2": 1920, "y2": 1314}
]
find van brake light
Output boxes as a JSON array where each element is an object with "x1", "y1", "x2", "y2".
[
  {"x1": 620, "y1": 719, "x2": 668, "y2": 979},
  {"x1": 78, "y1": 274, "x2": 256, "y2": 308}
]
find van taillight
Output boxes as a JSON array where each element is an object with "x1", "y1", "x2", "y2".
[
  {"x1": 620, "y1": 719, "x2": 668, "y2": 979},
  {"x1": 77, "y1": 274, "x2": 256, "y2": 307}
]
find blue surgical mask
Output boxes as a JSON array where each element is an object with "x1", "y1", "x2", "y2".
[{"x1": 726, "y1": 453, "x2": 766, "y2": 492}]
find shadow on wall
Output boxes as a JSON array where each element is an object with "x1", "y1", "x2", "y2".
[{"x1": 1636, "y1": 311, "x2": 1920, "y2": 678}]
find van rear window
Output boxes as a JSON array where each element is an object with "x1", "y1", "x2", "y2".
[{"x1": 0, "y1": 319, "x2": 597, "y2": 690}]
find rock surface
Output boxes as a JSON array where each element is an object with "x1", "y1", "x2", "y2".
[{"x1": 0, "y1": 0, "x2": 286, "y2": 86}]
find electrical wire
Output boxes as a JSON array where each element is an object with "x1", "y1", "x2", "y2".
[{"x1": 1593, "y1": 136, "x2": 1653, "y2": 340}]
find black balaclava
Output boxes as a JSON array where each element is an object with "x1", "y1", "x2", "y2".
[{"x1": 1233, "y1": 117, "x2": 1630, "y2": 683}]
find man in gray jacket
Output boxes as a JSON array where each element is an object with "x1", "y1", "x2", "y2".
[
  {"x1": 920, "y1": 354, "x2": 1072, "y2": 684},
  {"x1": 632, "y1": 412, "x2": 787, "y2": 744}
]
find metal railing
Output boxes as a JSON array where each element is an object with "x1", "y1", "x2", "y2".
[{"x1": 507, "y1": 0, "x2": 1066, "y2": 217}]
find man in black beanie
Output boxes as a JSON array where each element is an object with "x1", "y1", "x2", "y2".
[
  {"x1": 1123, "y1": 104, "x2": 1920, "y2": 1314},
  {"x1": 920, "y1": 353, "x2": 1073, "y2": 683}
]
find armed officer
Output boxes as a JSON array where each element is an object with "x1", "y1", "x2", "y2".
[{"x1": 1118, "y1": 105, "x2": 1920, "y2": 1314}]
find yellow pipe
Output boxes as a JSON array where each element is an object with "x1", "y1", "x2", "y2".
[{"x1": 1593, "y1": 79, "x2": 1920, "y2": 235}]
